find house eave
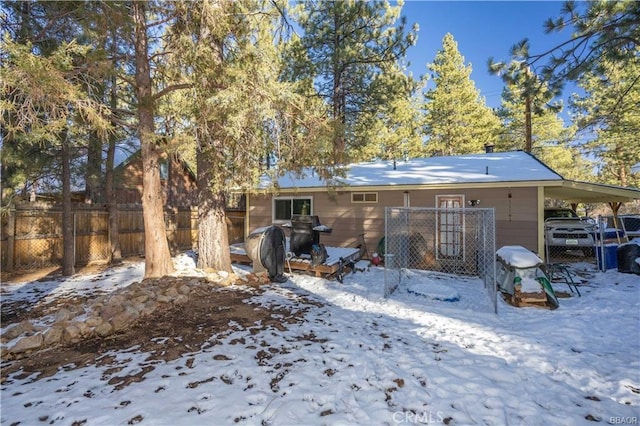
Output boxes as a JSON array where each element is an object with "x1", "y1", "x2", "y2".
[
  {"x1": 254, "y1": 179, "x2": 564, "y2": 194},
  {"x1": 250, "y1": 179, "x2": 640, "y2": 205},
  {"x1": 543, "y1": 180, "x2": 640, "y2": 203}
]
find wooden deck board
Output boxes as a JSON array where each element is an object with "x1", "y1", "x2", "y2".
[{"x1": 230, "y1": 245, "x2": 361, "y2": 278}]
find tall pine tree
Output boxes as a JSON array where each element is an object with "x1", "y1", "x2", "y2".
[
  {"x1": 571, "y1": 54, "x2": 640, "y2": 188},
  {"x1": 287, "y1": 0, "x2": 416, "y2": 162},
  {"x1": 168, "y1": 0, "x2": 332, "y2": 272},
  {"x1": 423, "y1": 34, "x2": 500, "y2": 156},
  {"x1": 352, "y1": 63, "x2": 424, "y2": 162},
  {"x1": 495, "y1": 75, "x2": 593, "y2": 182}
]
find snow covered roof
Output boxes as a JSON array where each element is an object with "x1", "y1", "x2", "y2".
[{"x1": 261, "y1": 151, "x2": 562, "y2": 190}]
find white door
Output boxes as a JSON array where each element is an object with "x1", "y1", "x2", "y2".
[{"x1": 436, "y1": 195, "x2": 464, "y2": 258}]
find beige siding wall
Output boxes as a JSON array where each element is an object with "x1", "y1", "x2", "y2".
[{"x1": 248, "y1": 185, "x2": 540, "y2": 254}]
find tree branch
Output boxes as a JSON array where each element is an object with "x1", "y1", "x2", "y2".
[{"x1": 153, "y1": 83, "x2": 193, "y2": 101}]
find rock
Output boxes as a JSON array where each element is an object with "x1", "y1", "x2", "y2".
[
  {"x1": 174, "y1": 294, "x2": 189, "y2": 306},
  {"x1": 140, "y1": 302, "x2": 157, "y2": 317},
  {"x1": 108, "y1": 294, "x2": 126, "y2": 306},
  {"x1": 178, "y1": 285, "x2": 191, "y2": 295},
  {"x1": 2, "y1": 320, "x2": 34, "y2": 341},
  {"x1": 94, "y1": 322, "x2": 113, "y2": 337},
  {"x1": 43, "y1": 326, "x2": 64, "y2": 346},
  {"x1": 85, "y1": 315, "x2": 103, "y2": 328},
  {"x1": 132, "y1": 301, "x2": 146, "y2": 313},
  {"x1": 63, "y1": 324, "x2": 82, "y2": 343},
  {"x1": 54, "y1": 308, "x2": 74, "y2": 323},
  {"x1": 156, "y1": 294, "x2": 171, "y2": 303},
  {"x1": 11, "y1": 333, "x2": 43, "y2": 354},
  {"x1": 100, "y1": 302, "x2": 124, "y2": 319},
  {"x1": 134, "y1": 294, "x2": 150, "y2": 304},
  {"x1": 75, "y1": 321, "x2": 92, "y2": 337},
  {"x1": 164, "y1": 287, "x2": 179, "y2": 298},
  {"x1": 111, "y1": 310, "x2": 136, "y2": 332}
]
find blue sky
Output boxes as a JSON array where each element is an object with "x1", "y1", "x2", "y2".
[{"x1": 399, "y1": 1, "x2": 570, "y2": 108}]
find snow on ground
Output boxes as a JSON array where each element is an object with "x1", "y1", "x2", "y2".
[{"x1": 1, "y1": 253, "x2": 639, "y2": 425}]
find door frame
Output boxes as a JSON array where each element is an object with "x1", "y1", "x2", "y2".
[{"x1": 435, "y1": 194, "x2": 466, "y2": 260}]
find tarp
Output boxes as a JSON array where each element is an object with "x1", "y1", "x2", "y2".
[{"x1": 496, "y1": 245, "x2": 559, "y2": 309}]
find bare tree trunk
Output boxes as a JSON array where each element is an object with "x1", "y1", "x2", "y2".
[
  {"x1": 106, "y1": 38, "x2": 122, "y2": 264},
  {"x1": 133, "y1": 1, "x2": 174, "y2": 278},
  {"x1": 105, "y1": 133, "x2": 122, "y2": 264},
  {"x1": 524, "y1": 95, "x2": 532, "y2": 153},
  {"x1": 85, "y1": 130, "x2": 102, "y2": 203},
  {"x1": 196, "y1": 150, "x2": 232, "y2": 272},
  {"x1": 61, "y1": 132, "x2": 75, "y2": 276}
]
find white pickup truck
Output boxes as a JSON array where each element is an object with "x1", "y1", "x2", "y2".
[{"x1": 544, "y1": 208, "x2": 596, "y2": 256}]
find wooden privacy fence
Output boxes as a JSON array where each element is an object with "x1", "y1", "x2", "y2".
[{"x1": 1, "y1": 208, "x2": 245, "y2": 272}]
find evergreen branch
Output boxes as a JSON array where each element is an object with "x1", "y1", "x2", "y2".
[{"x1": 152, "y1": 83, "x2": 193, "y2": 101}]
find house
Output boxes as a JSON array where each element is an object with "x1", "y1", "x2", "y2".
[
  {"x1": 112, "y1": 151, "x2": 198, "y2": 208},
  {"x1": 246, "y1": 151, "x2": 640, "y2": 259},
  {"x1": 112, "y1": 150, "x2": 246, "y2": 244}
]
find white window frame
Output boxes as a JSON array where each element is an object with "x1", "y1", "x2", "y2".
[
  {"x1": 351, "y1": 192, "x2": 378, "y2": 204},
  {"x1": 435, "y1": 194, "x2": 466, "y2": 260},
  {"x1": 272, "y1": 196, "x2": 313, "y2": 223}
]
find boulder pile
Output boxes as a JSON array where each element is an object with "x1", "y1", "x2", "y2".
[{"x1": 1, "y1": 272, "x2": 270, "y2": 360}]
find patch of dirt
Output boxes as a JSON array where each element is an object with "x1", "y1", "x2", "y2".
[
  {"x1": 1, "y1": 261, "x2": 122, "y2": 284},
  {"x1": 1, "y1": 276, "x2": 319, "y2": 386}
]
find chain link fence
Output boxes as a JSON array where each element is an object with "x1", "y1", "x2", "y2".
[
  {"x1": 543, "y1": 214, "x2": 640, "y2": 269},
  {"x1": 9, "y1": 210, "x2": 64, "y2": 270},
  {"x1": 544, "y1": 217, "x2": 597, "y2": 266},
  {"x1": 383, "y1": 207, "x2": 497, "y2": 313},
  {"x1": 1, "y1": 210, "x2": 110, "y2": 271}
]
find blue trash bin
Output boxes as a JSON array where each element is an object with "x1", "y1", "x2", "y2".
[{"x1": 596, "y1": 244, "x2": 618, "y2": 270}]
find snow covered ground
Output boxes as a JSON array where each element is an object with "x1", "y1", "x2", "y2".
[{"x1": 1, "y1": 253, "x2": 639, "y2": 425}]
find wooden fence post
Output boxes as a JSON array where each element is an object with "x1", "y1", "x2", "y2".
[
  {"x1": 191, "y1": 206, "x2": 198, "y2": 250},
  {"x1": 5, "y1": 209, "x2": 15, "y2": 272}
]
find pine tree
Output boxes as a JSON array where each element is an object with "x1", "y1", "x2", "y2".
[
  {"x1": 352, "y1": 64, "x2": 424, "y2": 162},
  {"x1": 287, "y1": 0, "x2": 416, "y2": 162},
  {"x1": 494, "y1": 75, "x2": 594, "y2": 182},
  {"x1": 129, "y1": 1, "x2": 180, "y2": 278},
  {"x1": 1, "y1": 38, "x2": 111, "y2": 275},
  {"x1": 571, "y1": 54, "x2": 640, "y2": 188},
  {"x1": 513, "y1": 1, "x2": 639, "y2": 121},
  {"x1": 167, "y1": 0, "x2": 332, "y2": 272},
  {"x1": 423, "y1": 33, "x2": 500, "y2": 156}
]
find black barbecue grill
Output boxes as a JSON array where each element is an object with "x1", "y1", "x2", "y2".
[{"x1": 289, "y1": 215, "x2": 331, "y2": 257}]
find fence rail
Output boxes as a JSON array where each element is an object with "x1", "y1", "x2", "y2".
[
  {"x1": 1, "y1": 208, "x2": 245, "y2": 272},
  {"x1": 384, "y1": 207, "x2": 497, "y2": 313}
]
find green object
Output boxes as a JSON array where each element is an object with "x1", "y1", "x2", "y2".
[
  {"x1": 376, "y1": 237, "x2": 385, "y2": 257},
  {"x1": 536, "y1": 276, "x2": 560, "y2": 310}
]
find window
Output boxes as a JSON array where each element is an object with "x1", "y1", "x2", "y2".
[
  {"x1": 436, "y1": 195, "x2": 465, "y2": 259},
  {"x1": 159, "y1": 159, "x2": 169, "y2": 181},
  {"x1": 273, "y1": 197, "x2": 312, "y2": 222},
  {"x1": 351, "y1": 192, "x2": 378, "y2": 203}
]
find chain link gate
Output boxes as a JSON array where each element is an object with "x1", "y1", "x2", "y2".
[{"x1": 384, "y1": 207, "x2": 497, "y2": 313}]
